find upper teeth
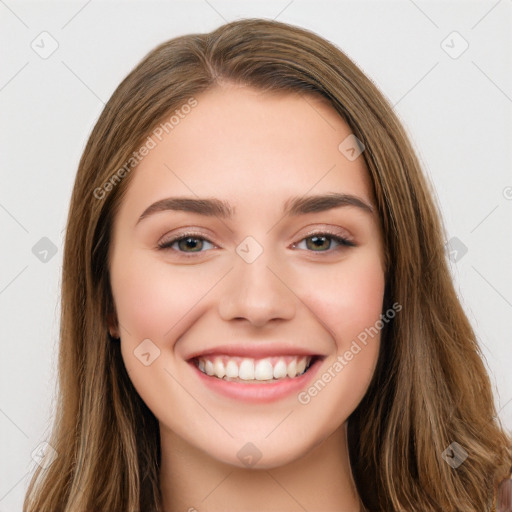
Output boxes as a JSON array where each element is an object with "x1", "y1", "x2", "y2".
[{"x1": 196, "y1": 355, "x2": 312, "y2": 380}]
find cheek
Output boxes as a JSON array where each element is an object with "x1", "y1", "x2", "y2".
[
  {"x1": 301, "y1": 252, "x2": 385, "y2": 347},
  {"x1": 295, "y1": 255, "x2": 385, "y2": 414},
  {"x1": 110, "y1": 251, "x2": 204, "y2": 340},
  {"x1": 110, "y1": 252, "x2": 201, "y2": 408}
]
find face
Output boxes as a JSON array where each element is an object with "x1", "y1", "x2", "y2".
[{"x1": 108, "y1": 84, "x2": 385, "y2": 468}]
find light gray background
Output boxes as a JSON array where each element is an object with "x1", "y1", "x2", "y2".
[{"x1": 1, "y1": 1, "x2": 511, "y2": 510}]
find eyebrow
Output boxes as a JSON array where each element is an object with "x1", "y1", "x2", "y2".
[{"x1": 136, "y1": 192, "x2": 374, "y2": 224}]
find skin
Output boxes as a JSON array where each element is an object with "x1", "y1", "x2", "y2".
[{"x1": 108, "y1": 83, "x2": 385, "y2": 512}]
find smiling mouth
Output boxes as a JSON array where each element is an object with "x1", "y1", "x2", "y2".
[{"x1": 191, "y1": 354, "x2": 323, "y2": 383}]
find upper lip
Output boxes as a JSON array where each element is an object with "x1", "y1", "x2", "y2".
[{"x1": 186, "y1": 343, "x2": 325, "y2": 361}]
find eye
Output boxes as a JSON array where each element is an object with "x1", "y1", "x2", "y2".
[
  {"x1": 157, "y1": 232, "x2": 215, "y2": 255},
  {"x1": 292, "y1": 231, "x2": 356, "y2": 253},
  {"x1": 157, "y1": 229, "x2": 356, "y2": 257}
]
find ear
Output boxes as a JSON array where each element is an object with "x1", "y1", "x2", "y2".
[{"x1": 107, "y1": 310, "x2": 120, "y2": 339}]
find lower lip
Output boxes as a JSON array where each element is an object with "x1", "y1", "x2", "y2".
[{"x1": 189, "y1": 357, "x2": 324, "y2": 403}]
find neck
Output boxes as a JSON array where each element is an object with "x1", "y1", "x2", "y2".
[{"x1": 159, "y1": 422, "x2": 363, "y2": 512}]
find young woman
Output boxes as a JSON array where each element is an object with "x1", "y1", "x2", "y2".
[{"x1": 24, "y1": 18, "x2": 512, "y2": 512}]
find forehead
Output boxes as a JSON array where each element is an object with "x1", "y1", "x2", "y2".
[{"x1": 117, "y1": 84, "x2": 374, "y2": 221}]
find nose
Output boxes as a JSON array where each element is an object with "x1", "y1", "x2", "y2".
[{"x1": 218, "y1": 249, "x2": 296, "y2": 327}]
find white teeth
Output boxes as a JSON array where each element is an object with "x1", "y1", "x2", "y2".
[
  {"x1": 239, "y1": 359, "x2": 255, "y2": 380},
  {"x1": 225, "y1": 360, "x2": 238, "y2": 378},
  {"x1": 287, "y1": 359, "x2": 297, "y2": 378},
  {"x1": 213, "y1": 358, "x2": 225, "y2": 378},
  {"x1": 273, "y1": 359, "x2": 288, "y2": 379},
  {"x1": 296, "y1": 357, "x2": 306, "y2": 375},
  {"x1": 205, "y1": 359, "x2": 214, "y2": 376},
  {"x1": 254, "y1": 359, "x2": 274, "y2": 380},
  {"x1": 196, "y1": 355, "x2": 313, "y2": 381}
]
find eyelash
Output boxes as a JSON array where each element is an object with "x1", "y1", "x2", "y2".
[{"x1": 157, "y1": 230, "x2": 356, "y2": 257}]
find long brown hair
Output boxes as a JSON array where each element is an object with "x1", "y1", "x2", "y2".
[{"x1": 24, "y1": 18, "x2": 512, "y2": 511}]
